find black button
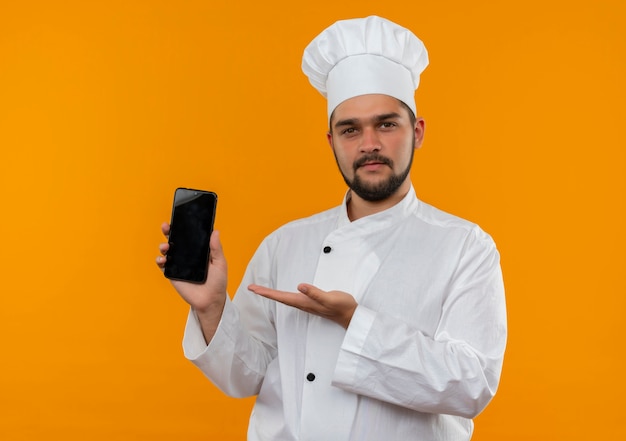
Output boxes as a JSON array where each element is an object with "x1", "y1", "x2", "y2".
[
  {"x1": 323, "y1": 246, "x2": 332, "y2": 254},
  {"x1": 306, "y1": 373, "x2": 316, "y2": 382}
]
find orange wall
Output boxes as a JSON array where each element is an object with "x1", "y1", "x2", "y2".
[{"x1": 1, "y1": 1, "x2": 624, "y2": 439}]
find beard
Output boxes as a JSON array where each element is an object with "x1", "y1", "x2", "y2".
[{"x1": 335, "y1": 144, "x2": 415, "y2": 202}]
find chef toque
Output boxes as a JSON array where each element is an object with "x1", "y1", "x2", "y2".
[{"x1": 302, "y1": 15, "x2": 429, "y2": 123}]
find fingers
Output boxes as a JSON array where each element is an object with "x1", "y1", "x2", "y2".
[
  {"x1": 249, "y1": 284, "x2": 321, "y2": 303},
  {"x1": 272, "y1": 283, "x2": 356, "y2": 328},
  {"x1": 156, "y1": 241, "x2": 168, "y2": 269},
  {"x1": 156, "y1": 254, "x2": 166, "y2": 269},
  {"x1": 248, "y1": 284, "x2": 323, "y2": 317},
  {"x1": 248, "y1": 285, "x2": 300, "y2": 309},
  {"x1": 248, "y1": 284, "x2": 274, "y2": 298},
  {"x1": 156, "y1": 222, "x2": 171, "y2": 270}
]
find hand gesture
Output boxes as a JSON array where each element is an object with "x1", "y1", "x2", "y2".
[
  {"x1": 156, "y1": 222, "x2": 228, "y2": 341},
  {"x1": 248, "y1": 283, "x2": 357, "y2": 329}
]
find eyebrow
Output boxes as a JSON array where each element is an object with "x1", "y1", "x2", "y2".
[{"x1": 333, "y1": 112, "x2": 403, "y2": 130}]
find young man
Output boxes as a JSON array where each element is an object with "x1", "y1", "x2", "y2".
[{"x1": 157, "y1": 16, "x2": 507, "y2": 441}]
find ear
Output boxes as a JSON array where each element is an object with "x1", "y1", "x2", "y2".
[
  {"x1": 413, "y1": 118, "x2": 426, "y2": 150},
  {"x1": 326, "y1": 131, "x2": 334, "y2": 149}
]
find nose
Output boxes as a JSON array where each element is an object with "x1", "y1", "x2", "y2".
[{"x1": 360, "y1": 127, "x2": 381, "y2": 153}]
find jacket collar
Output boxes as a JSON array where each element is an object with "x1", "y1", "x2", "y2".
[{"x1": 337, "y1": 185, "x2": 419, "y2": 232}]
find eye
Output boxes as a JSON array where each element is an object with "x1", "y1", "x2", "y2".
[
  {"x1": 379, "y1": 122, "x2": 397, "y2": 129},
  {"x1": 341, "y1": 127, "x2": 358, "y2": 136}
]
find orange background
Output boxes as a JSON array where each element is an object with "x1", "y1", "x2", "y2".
[{"x1": 1, "y1": 1, "x2": 624, "y2": 439}]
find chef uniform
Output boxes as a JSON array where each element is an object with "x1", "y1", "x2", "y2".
[{"x1": 182, "y1": 16, "x2": 507, "y2": 441}]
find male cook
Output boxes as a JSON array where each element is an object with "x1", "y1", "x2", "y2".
[{"x1": 157, "y1": 15, "x2": 507, "y2": 441}]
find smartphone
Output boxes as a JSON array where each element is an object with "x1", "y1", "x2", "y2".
[{"x1": 164, "y1": 188, "x2": 217, "y2": 283}]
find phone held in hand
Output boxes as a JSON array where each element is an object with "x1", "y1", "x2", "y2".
[{"x1": 164, "y1": 188, "x2": 217, "y2": 283}]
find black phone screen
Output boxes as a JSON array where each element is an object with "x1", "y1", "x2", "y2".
[{"x1": 164, "y1": 188, "x2": 217, "y2": 283}]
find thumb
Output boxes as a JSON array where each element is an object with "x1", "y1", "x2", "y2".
[
  {"x1": 298, "y1": 283, "x2": 321, "y2": 299},
  {"x1": 209, "y1": 230, "x2": 226, "y2": 265}
]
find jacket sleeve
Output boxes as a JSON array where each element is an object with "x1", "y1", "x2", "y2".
[
  {"x1": 182, "y1": 238, "x2": 278, "y2": 398},
  {"x1": 332, "y1": 228, "x2": 507, "y2": 418}
]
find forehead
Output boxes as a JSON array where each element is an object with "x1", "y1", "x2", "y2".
[{"x1": 331, "y1": 94, "x2": 408, "y2": 122}]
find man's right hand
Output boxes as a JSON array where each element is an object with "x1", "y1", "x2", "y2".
[{"x1": 156, "y1": 222, "x2": 228, "y2": 343}]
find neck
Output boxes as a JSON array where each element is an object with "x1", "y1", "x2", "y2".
[{"x1": 346, "y1": 181, "x2": 411, "y2": 221}]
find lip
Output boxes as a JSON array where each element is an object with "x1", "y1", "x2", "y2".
[{"x1": 359, "y1": 162, "x2": 386, "y2": 171}]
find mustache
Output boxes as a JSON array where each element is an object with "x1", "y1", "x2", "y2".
[{"x1": 353, "y1": 153, "x2": 393, "y2": 171}]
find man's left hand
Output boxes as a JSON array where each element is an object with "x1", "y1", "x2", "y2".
[{"x1": 248, "y1": 283, "x2": 357, "y2": 329}]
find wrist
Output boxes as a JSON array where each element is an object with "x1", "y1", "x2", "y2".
[
  {"x1": 192, "y1": 296, "x2": 227, "y2": 345},
  {"x1": 193, "y1": 296, "x2": 226, "y2": 320}
]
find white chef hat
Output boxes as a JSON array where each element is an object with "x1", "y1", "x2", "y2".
[{"x1": 302, "y1": 16, "x2": 429, "y2": 122}]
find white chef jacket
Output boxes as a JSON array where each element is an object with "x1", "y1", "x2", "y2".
[{"x1": 183, "y1": 186, "x2": 507, "y2": 441}]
